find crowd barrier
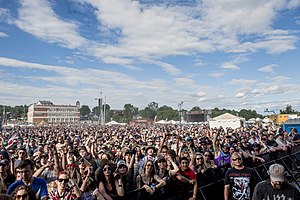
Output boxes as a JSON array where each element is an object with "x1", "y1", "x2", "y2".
[
  {"x1": 192, "y1": 144, "x2": 300, "y2": 200},
  {"x1": 161, "y1": 144, "x2": 300, "y2": 200}
]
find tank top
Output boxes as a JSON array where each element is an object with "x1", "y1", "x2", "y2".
[{"x1": 214, "y1": 151, "x2": 231, "y2": 167}]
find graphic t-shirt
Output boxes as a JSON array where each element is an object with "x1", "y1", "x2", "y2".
[
  {"x1": 224, "y1": 167, "x2": 255, "y2": 200},
  {"x1": 252, "y1": 180, "x2": 300, "y2": 200}
]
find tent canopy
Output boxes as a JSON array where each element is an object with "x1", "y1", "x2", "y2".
[
  {"x1": 212, "y1": 113, "x2": 241, "y2": 120},
  {"x1": 209, "y1": 113, "x2": 245, "y2": 129}
]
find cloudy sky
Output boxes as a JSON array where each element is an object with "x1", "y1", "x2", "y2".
[{"x1": 0, "y1": 0, "x2": 300, "y2": 113}]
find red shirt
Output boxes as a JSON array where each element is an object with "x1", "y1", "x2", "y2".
[{"x1": 178, "y1": 167, "x2": 196, "y2": 180}]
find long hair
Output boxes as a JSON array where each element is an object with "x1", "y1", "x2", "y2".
[
  {"x1": 97, "y1": 159, "x2": 114, "y2": 185},
  {"x1": 11, "y1": 185, "x2": 36, "y2": 200},
  {"x1": 142, "y1": 159, "x2": 156, "y2": 177},
  {"x1": 0, "y1": 176, "x2": 6, "y2": 193}
]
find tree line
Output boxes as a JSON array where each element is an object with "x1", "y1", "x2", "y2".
[
  {"x1": 0, "y1": 103, "x2": 297, "y2": 124},
  {"x1": 81, "y1": 102, "x2": 290, "y2": 123}
]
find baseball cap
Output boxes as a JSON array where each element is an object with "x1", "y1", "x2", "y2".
[
  {"x1": 117, "y1": 160, "x2": 127, "y2": 168},
  {"x1": 268, "y1": 164, "x2": 285, "y2": 182},
  {"x1": 157, "y1": 155, "x2": 166, "y2": 162},
  {"x1": 0, "y1": 159, "x2": 9, "y2": 166}
]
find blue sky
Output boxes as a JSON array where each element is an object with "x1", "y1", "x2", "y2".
[{"x1": 0, "y1": 0, "x2": 300, "y2": 114}]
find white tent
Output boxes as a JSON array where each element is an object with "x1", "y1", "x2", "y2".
[
  {"x1": 156, "y1": 120, "x2": 167, "y2": 124},
  {"x1": 105, "y1": 121, "x2": 120, "y2": 125},
  {"x1": 209, "y1": 113, "x2": 245, "y2": 129},
  {"x1": 167, "y1": 120, "x2": 179, "y2": 124},
  {"x1": 262, "y1": 117, "x2": 272, "y2": 123}
]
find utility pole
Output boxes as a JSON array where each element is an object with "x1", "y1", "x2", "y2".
[
  {"x1": 95, "y1": 92, "x2": 103, "y2": 125},
  {"x1": 103, "y1": 96, "x2": 106, "y2": 125},
  {"x1": 178, "y1": 101, "x2": 183, "y2": 127}
]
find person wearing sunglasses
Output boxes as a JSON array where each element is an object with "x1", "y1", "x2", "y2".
[
  {"x1": 253, "y1": 163, "x2": 300, "y2": 200},
  {"x1": 49, "y1": 171, "x2": 81, "y2": 200},
  {"x1": 7, "y1": 159, "x2": 49, "y2": 200},
  {"x1": 94, "y1": 160, "x2": 124, "y2": 200},
  {"x1": 224, "y1": 152, "x2": 256, "y2": 200},
  {"x1": 10, "y1": 185, "x2": 36, "y2": 200},
  {"x1": 136, "y1": 159, "x2": 166, "y2": 200}
]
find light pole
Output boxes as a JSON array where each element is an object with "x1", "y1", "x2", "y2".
[
  {"x1": 95, "y1": 92, "x2": 105, "y2": 125},
  {"x1": 264, "y1": 108, "x2": 277, "y2": 125},
  {"x1": 178, "y1": 101, "x2": 183, "y2": 127},
  {"x1": 103, "y1": 96, "x2": 106, "y2": 125}
]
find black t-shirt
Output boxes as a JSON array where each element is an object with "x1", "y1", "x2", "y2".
[
  {"x1": 253, "y1": 180, "x2": 300, "y2": 200},
  {"x1": 267, "y1": 140, "x2": 278, "y2": 147},
  {"x1": 4, "y1": 173, "x2": 16, "y2": 188},
  {"x1": 224, "y1": 166, "x2": 256, "y2": 200},
  {"x1": 292, "y1": 134, "x2": 300, "y2": 142}
]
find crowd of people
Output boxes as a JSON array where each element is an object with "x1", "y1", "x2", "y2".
[{"x1": 0, "y1": 123, "x2": 299, "y2": 200}]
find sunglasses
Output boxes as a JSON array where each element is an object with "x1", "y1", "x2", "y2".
[
  {"x1": 146, "y1": 164, "x2": 153, "y2": 167},
  {"x1": 196, "y1": 157, "x2": 203, "y2": 160},
  {"x1": 16, "y1": 194, "x2": 28, "y2": 198},
  {"x1": 57, "y1": 178, "x2": 69, "y2": 183},
  {"x1": 118, "y1": 165, "x2": 127, "y2": 169},
  {"x1": 103, "y1": 167, "x2": 111, "y2": 171},
  {"x1": 204, "y1": 155, "x2": 210, "y2": 157},
  {"x1": 232, "y1": 158, "x2": 242, "y2": 161}
]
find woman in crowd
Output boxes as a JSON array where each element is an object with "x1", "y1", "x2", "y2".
[
  {"x1": 94, "y1": 160, "x2": 124, "y2": 200},
  {"x1": 10, "y1": 185, "x2": 36, "y2": 200},
  {"x1": 136, "y1": 159, "x2": 166, "y2": 200}
]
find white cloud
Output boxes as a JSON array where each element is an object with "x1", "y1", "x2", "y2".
[
  {"x1": 173, "y1": 77, "x2": 195, "y2": 87},
  {"x1": 286, "y1": 0, "x2": 300, "y2": 8},
  {"x1": 220, "y1": 63, "x2": 240, "y2": 70},
  {"x1": 14, "y1": 0, "x2": 88, "y2": 49},
  {"x1": 235, "y1": 92, "x2": 245, "y2": 98},
  {"x1": 197, "y1": 92, "x2": 206, "y2": 97},
  {"x1": 7, "y1": 0, "x2": 299, "y2": 69},
  {"x1": 147, "y1": 60, "x2": 181, "y2": 76},
  {"x1": 230, "y1": 79, "x2": 257, "y2": 85},
  {"x1": 258, "y1": 64, "x2": 277, "y2": 73},
  {"x1": 209, "y1": 72, "x2": 225, "y2": 78},
  {"x1": 272, "y1": 75, "x2": 291, "y2": 82},
  {"x1": 198, "y1": 97, "x2": 207, "y2": 102},
  {"x1": 81, "y1": 0, "x2": 299, "y2": 62},
  {"x1": 0, "y1": 57, "x2": 155, "y2": 89},
  {"x1": 0, "y1": 32, "x2": 8, "y2": 37},
  {"x1": 102, "y1": 56, "x2": 141, "y2": 71}
]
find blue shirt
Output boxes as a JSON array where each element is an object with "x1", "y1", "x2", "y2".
[{"x1": 7, "y1": 177, "x2": 49, "y2": 200}]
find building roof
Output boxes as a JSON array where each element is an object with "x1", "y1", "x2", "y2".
[
  {"x1": 284, "y1": 118, "x2": 300, "y2": 124},
  {"x1": 37, "y1": 100, "x2": 53, "y2": 105},
  {"x1": 212, "y1": 112, "x2": 243, "y2": 120}
]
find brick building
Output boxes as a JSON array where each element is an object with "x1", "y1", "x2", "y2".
[{"x1": 27, "y1": 100, "x2": 80, "y2": 124}]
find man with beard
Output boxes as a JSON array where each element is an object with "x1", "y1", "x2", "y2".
[{"x1": 252, "y1": 164, "x2": 300, "y2": 200}]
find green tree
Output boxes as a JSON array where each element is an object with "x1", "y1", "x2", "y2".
[
  {"x1": 80, "y1": 105, "x2": 91, "y2": 116},
  {"x1": 280, "y1": 105, "x2": 297, "y2": 114},
  {"x1": 123, "y1": 104, "x2": 138, "y2": 122},
  {"x1": 238, "y1": 109, "x2": 263, "y2": 120},
  {"x1": 190, "y1": 106, "x2": 201, "y2": 111},
  {"x1": 140, "y1": 102, "x2": 159, "y2": 121},
  {"x1": 157, "y1": 105, "x2": 179, "y2": 121}
]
